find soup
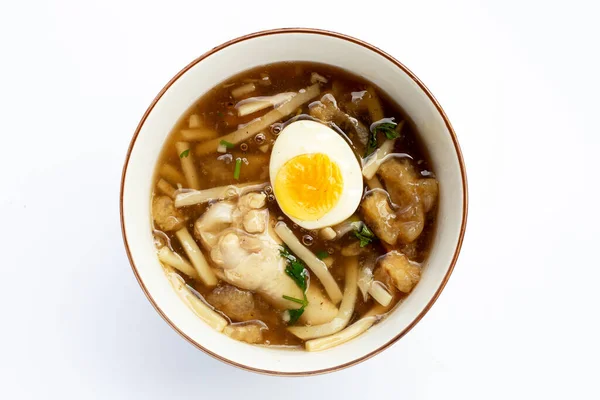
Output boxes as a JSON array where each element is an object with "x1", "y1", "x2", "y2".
[{"x1": 150, "y1": 62, "x2": 438, "y2": 351}]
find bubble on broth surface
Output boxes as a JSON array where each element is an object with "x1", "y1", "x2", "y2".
[
  {"x1": 255, "y1": 133, "x2": 266, "y2": 144},
  {"x1": 271, "y1": 123, "x2": 283, "y2": 135},
  {"x1": 302, "y1": 235, "x2": 314, "y2": 246}
]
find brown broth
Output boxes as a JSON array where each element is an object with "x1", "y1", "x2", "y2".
[{"x1": 151, "y1": 62, "x2": 437, "y2": 348}]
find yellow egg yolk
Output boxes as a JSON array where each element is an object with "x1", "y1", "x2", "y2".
[{"x1": 274, "y1": 153, "x2": 343, "y2": 221}]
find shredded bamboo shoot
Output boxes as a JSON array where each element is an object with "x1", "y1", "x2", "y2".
[
  {"x1": 310, "y1": 72, "x2": 328, "y2": 84},
  {"x1": 158, "y1": 246, "x2": 198, "y2": 279},
  {"x1": 368, "y1": 281, "x2": 393, "y2": 307},
  {"x1": 180, "y1": 128, "x2": 219, "y2": 141},
  {"x1": 156, "y1": 178, "x2": 176, "y2": 198},
  {"x1": 305, "y1": 316, "x2": 377, "y2": 351},
  {"x1": 231, "y1": 83, "x2": 256, "y2": 98},
  {"x1": 287, "y1": 257, "x2": 358, "y2": 339},
  {"x1": 366, "y1": 86, "x2": 384, "y2": 122},
  {"x1": 366, "y1": 176, "x2": 384, "y2": 190},
  {"x1": 362, "y1": 121, "x2": 405, "y2": 179},
  {"x1": 195, "y1": 84, "x2": 320, "y2": 155},
  {"x1": 175, "y1": 227, "x2": 217, "y2": 286},
  {"x1": 175, "y1": 142, "x2": 200, "y2": 190},
  {"x1": 275, "y1": 222, "x2": 343, "y2": 304},
  {"x1": 188, "y1": 114, "x2": 202, "y2": 128},
  {"x1": 236, "y1": 92, "x2": 295, "y2": 117},
  {"x1": 175, "y1": 182, "x2": 267, "y2": 207},
  {"x1": 362, "y1": 139, "x2": 396, "y2": 179},
  {"x1": 160, "y1": 164, "x2": 185, "y2": 186},
  {"x1": 167, "y1": 273, "x2": 227, "y2": 331},
  {"x1": 319, "y1": 227, "x2": 337, "y2": 240}
]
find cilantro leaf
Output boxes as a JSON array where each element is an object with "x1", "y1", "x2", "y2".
[
  {"x1": 179, "y1": 149, "x2": 190, "y2": 158},
  {"x1": 374, "y1": 122, "x2": 400, "y2": 140},
  {"x1": 354, "y1": 224, "x2": 376, "y2": 247},
  {"x1": 287, "y1": 308, "x2": 305, "y2": 325},
  {"x1": 280, "y1": 246, "x2": 310, "y2": 325},
  {"x1": 280, "y1": 246, "x2": 308, "y2": 292},
  {"x1": 365, "y1": 130, "x2": 378, "y2": 157},
  {"x1": 282, "y1": 295, "x2": 308, "y2": 306},
  {"x1": 316, "y1": 250, "x2": 329, "y2": 260}
]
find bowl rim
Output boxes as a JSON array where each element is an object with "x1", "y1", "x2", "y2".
[{"x1": 120, "y1": 27, "x2": 469, "y2": 376}]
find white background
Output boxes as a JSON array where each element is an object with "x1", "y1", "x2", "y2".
[{"x1": 1, "y1": 0, "x2": 599, "y2": 398}]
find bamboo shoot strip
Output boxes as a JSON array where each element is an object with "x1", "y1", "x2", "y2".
[
  {"x1": 366, "y1": 176, "x2": 384, "y2": 190},
  {"x1": 287, "y1": 257, "x2": 358, "y2": 340},
  {"x1": 180, "y1": 128, "x2": 219, "y2": 141},
  {"x1": 188, "y1": 114, "x2": 202, "y2": 128},
  {"x1": 236, "y1": 92, "x2": 296, "y2": 117},
  {"x1": 195, "y1": 84, "x2": 321, "y2": 155},
  {"x1": 231, "y1": 83, "x2": 256, "y2": 98},
  {"x1": 175, "y1": 227, "x2": 217, "y2": 286},
  {"x1": 174, "y1": 182, "x2": 267, "y2": 207},
  {"x1": 156, "y1": 178, "x2": 176, "y2": 199},
  {"x1": 167, "y1": 273, "x2": 227, "y2": 331},
  {"x1": 175, "y1": 142, "x2": 200, "y2": 190},
  {"x1": 160, "y1": 164, "x2": 186, "y2": 186},
  {"x1": 365, "y1": 86, "x2": 384, "y2": 122},
  {"x1": 305, "y1": 316, "x2": 377, "y2": 352},
  {"x1": 362, "y1": 121, "x2": 405, "y2": 179},
  {"x1": 275, "y1": 221, "x2": 343, "y2": 304},
  {"x1": 157, "y1": 246, "x2": 199, "y2": 280},
  {"x1": 362, "y1": 138, "x2": 396, "y2": 179},
  {"x1": 368, "y1": 281, "x2": 393, "y2": 307}
]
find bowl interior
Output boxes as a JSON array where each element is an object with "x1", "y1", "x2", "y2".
[{"x1": 121, "y1": 30, "x2": 466, "y2": 375}]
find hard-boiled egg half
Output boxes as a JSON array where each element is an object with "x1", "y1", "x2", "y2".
[{"x1": 269, "y1": 120, "x2": 363, "y2": 230}]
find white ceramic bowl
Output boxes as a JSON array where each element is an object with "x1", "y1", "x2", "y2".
[{"x1": 120, "y1": 28, "x2": 468, "y2": 376}]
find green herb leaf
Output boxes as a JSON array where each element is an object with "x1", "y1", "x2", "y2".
[
  {"x1": 373, "y1": 122, "x2": 400, "y2": 140},
  {"x1": 217, "y1": 111, "x2": 224, "y2": 118},
  {"x1": 283, "y1": 292, "x2": 308, "y2": 325},
  {"x1": 365, "y1": 121, "x2": 401, "y2": 156},
  {"x1": 220, "y1": 139, "x2": 234, "y2": 148},
  {"x1": 316, "y1": 250, "x2": 329, "y2": 260},
  {"x1": 281, "y1": 246, "x2": 308, "y2": 292},
  {"x1": 280, "y1": 246, "x2": 310, "y2": 325},
  {"x1": 354, "y1": 223, "x2": 376, "y2": 247},
  {"x1": 179, "y1": 149, "x2": 190, "y2": 158},
  {"x1": 287, "y1": 307, "x2": 305, "y2": 325},
  {"x1": 365, "y1": 130, "x2": 378, "y2": 157},
  {"x1": 233, "y1": 157, "x2": 242, "y2": 180},
  {"x1": 282, "y1": 294, "x2": 308, "y2": 307}
]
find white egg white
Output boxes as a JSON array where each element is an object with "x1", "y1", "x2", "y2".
[{"x1": 269, "y1": 120, "x2": 363, "y2": 230}]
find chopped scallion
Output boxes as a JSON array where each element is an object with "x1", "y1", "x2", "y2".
[
  {"x1": 179, "y1": 149, "x2": 190, "y2": 158},
  {"x1": 233, "y1": 157, "x2": 242, "y2": 180},
  {"x1": 316, "y1": 250, "x2": 329, "y2": 260},
  {"x1": 220, "y1": 139, "x2": 234, "y2": 148}
]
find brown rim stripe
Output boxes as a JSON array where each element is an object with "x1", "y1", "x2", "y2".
[{"x1": 120, "y1": 28, "x2": 469, "y2": 377}]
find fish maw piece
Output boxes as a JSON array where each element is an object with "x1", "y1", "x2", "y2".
[
  {"x1": 152, "y1": 196, "x2": 186, "y2": 231},
  {"x1": 194, "y1": 201, "x2": 235, "y2": 247},
  {"x1": 378, "y1": 159, "x2": 419, "y2": 207},
  {"x1": 395, "y1": 203, "x2": 425, "y2": 243},
  {"x1": 379, "y1": 251, "x2": 421, "y2": 293},
  {"x1": 240, "y1": 192, "x2": 266, "y2": 209},
  {"x1": 243, "y1": 209, "x2": 267, "y2": 233},
  {"x1": 194, "y1": 194, "x2": 338, "y2": 325},
  {"x1": 223, "y1": 324, "x2": 264, "y2": 344},
  {"x1": 378, "y1": 159, "x2": 428, "y2": 243},
  {"x1": 417, "y1": 179, "x2": 439, "y2": 213},
  {"x1": 211, "y1": 232, "x2": 251, "y2": 267},
  {"x1": 361, "y1": 191, "x2": 399, "y2": 245},
  {"x1": 206, "y1": 285, "x2": 262, "y2": 322}
]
